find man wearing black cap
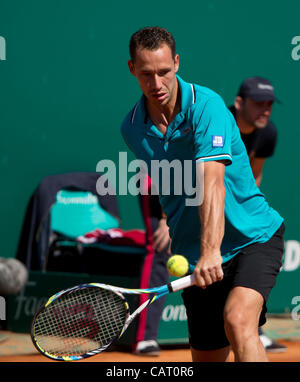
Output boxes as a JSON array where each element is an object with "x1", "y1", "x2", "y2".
[
  {"x1": 229, "y1": 77, "x2": 279, "y2": 187},
  {"x1": 229, "y1": 77, "x2": 286, "y2": 352}
]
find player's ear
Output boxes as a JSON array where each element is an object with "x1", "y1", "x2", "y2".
[
  {"x1": 128, "y1": 60, "x2": 136, "y2": 76},
  {"x1": 234, "y1": 96, "x2": 243, "y2": 111},
  {"x1": 174, "y1": 54, "x2": 179, "y2": 73}
]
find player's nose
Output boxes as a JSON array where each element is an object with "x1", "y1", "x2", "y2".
[{"x1": 150, "y1": 74, "x2": 162, "y2": 90}]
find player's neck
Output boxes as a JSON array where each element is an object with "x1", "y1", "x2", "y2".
[{"x1": 146, "y1": 82, "x2": 181, "y2": 135}]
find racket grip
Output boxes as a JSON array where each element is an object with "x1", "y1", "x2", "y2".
[{"x1": 169, "y1": 274, "x2": 195, "y2": 292}]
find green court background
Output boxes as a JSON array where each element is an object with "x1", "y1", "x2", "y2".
[{"x1": 0, "y1": 0, "x2": 300, "y2": 314}]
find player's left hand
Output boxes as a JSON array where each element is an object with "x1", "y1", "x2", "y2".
[{"x1": 153, "y1": 218, "x2": 171, "y2": 254}]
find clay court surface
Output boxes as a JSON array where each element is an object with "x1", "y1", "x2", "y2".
[
  {"x1": 0, "y1": 316, "x2": 299, "y2": 363},
  {"x1": 0, "y1": 340, "x2": 299, "y2": 363}
]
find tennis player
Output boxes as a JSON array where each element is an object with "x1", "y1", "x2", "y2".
[{"x1": 121, "y1": 26, "x2": 284, "y2": 362}]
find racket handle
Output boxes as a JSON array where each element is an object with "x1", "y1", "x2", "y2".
[{"x1": 169, "y1": 274, "x2": 195, "y2": 292}]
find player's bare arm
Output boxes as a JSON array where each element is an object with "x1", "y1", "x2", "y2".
[{"x1": 194, "y1": 160, "x2": 225, "y2": 288}]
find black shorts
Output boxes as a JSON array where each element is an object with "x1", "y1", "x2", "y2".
[{"x1": 182, "y1": 223, "x2": 285, "y2": 351}]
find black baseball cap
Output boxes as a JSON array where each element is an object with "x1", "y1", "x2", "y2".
[{"x1": 237, "y1": 77, "x2": 281, "y2": 103}]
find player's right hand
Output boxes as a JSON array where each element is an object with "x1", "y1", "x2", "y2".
[{"x1": 193, "y1": 251, "x2": 223, "y2": 289}]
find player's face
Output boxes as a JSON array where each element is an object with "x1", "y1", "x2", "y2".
[
  {"x1": 241, "y1": 98, "x2": 273, "y2": 129},
  {"x1": 128, "y1": 44, "x2": 179, "y2": 108}
]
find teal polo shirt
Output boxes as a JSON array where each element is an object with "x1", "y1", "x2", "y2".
[{"x1": 121, "y1": 75, "x2": 283, "y2": 270}]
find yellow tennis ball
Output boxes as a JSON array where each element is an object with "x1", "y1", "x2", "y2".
[{"x1": 167, "y1": 255, "x2": 189, "y2": 277}]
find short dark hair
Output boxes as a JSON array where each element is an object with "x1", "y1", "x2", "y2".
[{"x1": 129, "y1": 26, "x2": 176, "y2": 62}]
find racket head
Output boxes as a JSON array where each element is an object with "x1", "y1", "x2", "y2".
[{"x1": 30, "y1": 284, "x2": 129, "y2": 361}]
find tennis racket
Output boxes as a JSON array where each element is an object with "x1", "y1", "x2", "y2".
[{"x1": 31, "y1": 274, "x2": 195, "y2": 361}]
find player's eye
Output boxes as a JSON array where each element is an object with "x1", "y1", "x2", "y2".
[{"x1": 158, "y1": 69, "x2": 170, "y2": 76}]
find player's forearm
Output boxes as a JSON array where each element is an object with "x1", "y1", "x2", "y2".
[
  {"x1": 193, "y1": 160, "x2": 225, "y2": 287},
  {"x1": 194, "y1": 179, "x2": 225, "y2": 288},
  {"x1": 199, "y1": 180, "x2": 225, "y2": 256}
]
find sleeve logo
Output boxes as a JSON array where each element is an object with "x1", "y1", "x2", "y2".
[{"x1": 212, "y1": 135, "x2": 224, "y2": 147}]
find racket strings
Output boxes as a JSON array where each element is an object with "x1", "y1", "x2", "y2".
[{"x1": 33, "y1": 287, "x2": 127, "y2": 357}]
